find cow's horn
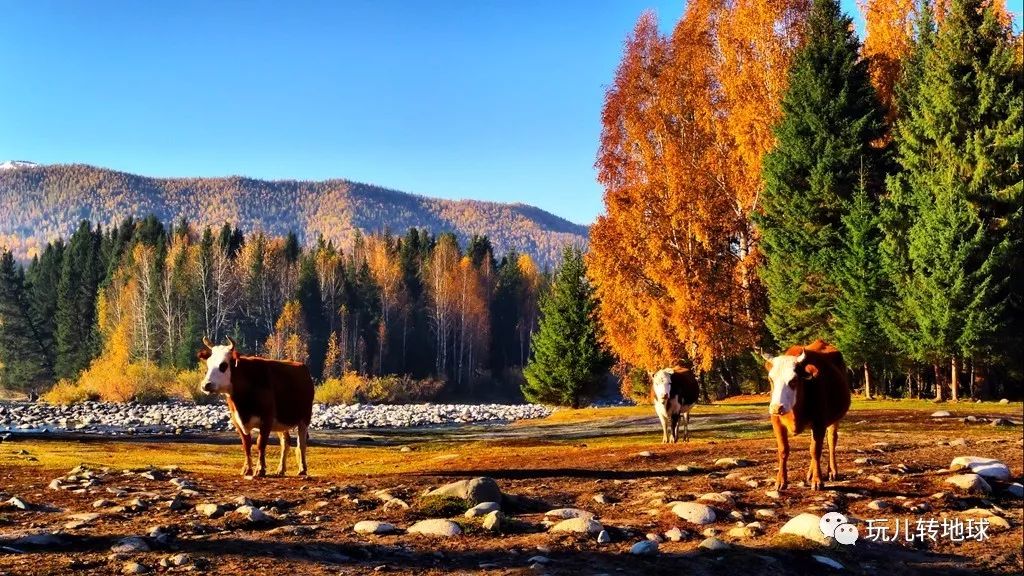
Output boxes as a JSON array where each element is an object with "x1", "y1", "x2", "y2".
[
  {"x1": 202, "y1": 337, "x2": 214, "y2": 349},
  {"x1": 225, "y1": 336, "x2": 236, "y2": 350},
  {"x1": 755, "y1": 348, "x2": 771, "y2": 361}
]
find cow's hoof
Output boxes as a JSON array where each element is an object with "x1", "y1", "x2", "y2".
[
  {"x1": 241, "y1": 468, "x2": 253, "y2": 477},
  {"x1": 273, "y1": 469, "x2": 285, "y2": 477},
  {"x1": 254, "y1": 469, "x2": 267, "y2": 478},
  {"x1": 810, "y1": 480, "x2": 824, "y2": 491},
  {"x1": 775, "y1": 480, "x2": 787, "y2": 490},
  {"x1": 827, "y1": 471, "x2": 839, "y2": 481},
  {"x1": 297, "y1": 469, "x2": 308, "y2": 477}
]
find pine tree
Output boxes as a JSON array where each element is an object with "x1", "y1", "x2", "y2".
[
  {"x1": 522, "y1": 247, "x2": 611, "y2": 407},
  {"x1": 831, "y1": 170, "x2": 889, "y2": 397},
  {"x1": 55, "y1": 221, "x2": 102, "y2": 379},
  {"x1": 296, "y1": 255, "x2": 327, "y2": 378},
  {"x1": 25, "y1": 240, "x2": 64, "y2": 360},
  {"x1": 0, "y1": 250, "x2": 50, "y2": 391},
  {"x1": 757, "y1": 0, "x2": 888, "y2": 347},
  {"x1": 883, "y1": 0, "x2": 1021, "y2": 400}
]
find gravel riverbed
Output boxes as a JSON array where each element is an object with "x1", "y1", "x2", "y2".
[{"x1": 0, "y1": 401, "x2": 553, "y2": 436}]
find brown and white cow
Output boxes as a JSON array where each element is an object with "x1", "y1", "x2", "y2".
[
  {"x1": 763, "y1": 339, "x2": 851, "y2": 491},
  {"x1": 198, "y1": 337, "x2": 314, "y2": 477},
  {"x1": 651, "y1": 367, "x2": 699, "y2": 443}
]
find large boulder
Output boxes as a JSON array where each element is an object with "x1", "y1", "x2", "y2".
[
  {"x1": 672, "y1": 502, "x2": 717, "y2": 525},
  {"x1": 779, "y1": 513, "x2": 829, "y2": 545},
  {"x1": 465, "y1": 501, "x2": 501, "y2": 518},
  {"x1": 425, "y1": 477, "x2": 502, "y2": 505},
  {"x1": 949, "y1": 456, "x2": 1011, "y2": 481}
]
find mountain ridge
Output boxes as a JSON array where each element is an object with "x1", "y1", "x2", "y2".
[{"x1": 0, "y1": 163, "x2": 588, "y2": 266}]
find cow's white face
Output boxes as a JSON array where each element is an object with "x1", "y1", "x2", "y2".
[
  {"x1": 652, "y1": 369, "x2": 672, "y2": 406},
  {"x1": 767, "y1": 351, "x2": 805, "y2": 416},
  {"x1": 201, "y1": 345, "x2": 234, "y2": 395}
]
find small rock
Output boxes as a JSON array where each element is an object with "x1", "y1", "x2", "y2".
[
  {"x1": 407, "y1": 519, "x2": 462, "y2": 537},
  {"x1": 728, "y1": 526, "x2": 756, "y2": 538},
  {"x1": 93, "y1": 499, "x2": 115, "y2": 508},
  {"x1": 949, "y1": 438, "x2": 967, "y2": 447},
  {"x1": 931, "y1": 410, "x2": 952, "y2": 418},
  {"x1": 637, "y1": 451, "x2": 653, "y2": 458},
  {"x1": 195, "y1": 503, "x2": 224, "y2": 518},
  {"x1": 592, "y1": 493, "x2": 616, "y2": 505},
  {"x1": 664, "y1": 527, "x2": 685, "y2": 542},
  {"x1": 867, "y1": 500, "x2": 890, "y2": 511},
  {"x1": 526, "y1": 556, "x2": 550, "y2": 565},
  {"x1": 765, "y1": 490, "x2": 780, "y2": 500},
  {"x1": 812, "y1": 555, "x2": 843, "y2": 570},
  {"x1": 1005, "y1": 483, "x2": 1023, "y2": 498},
  {"x1": 121, "y1": 562, "x2": 149, "y2": 575},
  {"x1": 111, "y1": 537, "x2": 150, "y2": 553},
  {"x1": 715, "y1": 457, "x2": 753, "y2": 468},
  {"x1": 986, "y1": 516, "x2": 1010, "y2": 533},
  {"x1": 353, "y1": 520, "x2": 397, "y2": 535},
  {"x1": 465, "y1": 501, "x2": 501, "y2": 518},
  {"x1": 779, "y1": 513, "x2": 829, "y2": 545},
  {"x1": 163, "y1": 553, "x2": 191, "y2": 567},
  {"x1": 425, "y1": 477, "x2": 502, "y2": 505},
  {"x1": 482, "y1": 510, "x2": 504, "y2": 532},
  {"x1": 544, "y1": 508, "x2": 595, "y2": 521},
  {"x1": 672, "y1": 502, "x2": 717, "y2": 525},
  {"x1": 944, "y1": 474, "x2": 992, "y2": 493},
  {"x1": 699, "y1": 537, "x2": 730, "y2": 551},
  {"x1": 755, "y1": 509, "x2": 776, "y2": 519},
  {"x1": 235, "y1": 505, "x2": 271, "y2": 523},
  {"x1": 6, "y1": 496, "x2": 30, "y2": 510},
  {"x1": 630, "y1": 540, "x2": 658, "y2": 555},
  {"x1": 999, "y1": 398, "x2": 1009, "y2": 404},
  {"x1": 597, "y1": 529, "x2": 611, "y2": 544},
  {"x1": 991, "y1": 418, "x2": 1013, "y2": 427},
  {"x1": 698, "y1": 493, "x2": 735, "y2": 507},
  {"x1": 549, "y1": 517, "x2": 603, "y2": 534}
]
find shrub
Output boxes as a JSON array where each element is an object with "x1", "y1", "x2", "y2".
[
  {"x1": 43, "y1": 378, "x2": 99, "y2": 404},
  {"x1": 169, "y1": 368, "x2": 217, "y2": 403},
  {"x1": 619, "y1": 366, "x2": 649, "y2": 405},
  {"x1": 417, "y1": 495, "x2": 469, "y2": 517},
  {"x1": 315, "y1": 373, "x2": 446, "y2": 405}
]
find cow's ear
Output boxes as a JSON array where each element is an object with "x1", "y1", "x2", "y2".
[
  {"x1": 803, "y1": 364, "x2": 819, "y2": 379},
  {"x1": 231, "y1": 348, "x2": 240, "y2": 367},
  {"x1": 764, "y1": 360, "x2": 773, "y2": 372},
  {"x1": 197, "y1": 348, "x2": 211, "y2": 361}
]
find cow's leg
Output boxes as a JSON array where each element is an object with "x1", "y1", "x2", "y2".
[
  {"x1": 274, "y1": 431, "x2": 290, "y2": 476},
  {"x1": 670, "y1": 412, "x2": 680, "y2": 443},
  {"x1": 682, "y1": 411, "x2": 691, "y2": 442},
  {"x1": 254, "y1": 426, "x2": 270, "y2": 477},
  {"x1": 807, "y1": 425, "x2": 826, "y2": 490},
  {"x1": 826, "y1": 423, "x2": 839, "y2": 481},
  {"x1": 771, "y1": 416, "x2": 789, "y2": 490},
  {"x1": 296, "y1": 422, "x2": 309, "y2": 476},
  {"x1": 238, "y1": 429, "x2": 253, "y2": 477},
  {"x1": 658, "y1": 411, "x2": 670, "y2": 443}
]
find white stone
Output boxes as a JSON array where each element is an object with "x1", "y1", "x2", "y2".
[
  {"x1": 597, "y1": 530, "x2": 611, "y2": 544},
  {"x1": 950, "y1": 456, "x2": 1012, "y2": 480},
  {"x1": 931, "y1": 410, "x2": 952, "y2": 418},
  {"x1": 353, "y1": 520, "x2": 397, "y2": 535},
  {"x1": 1005, "y1": 483, "x2": 1023, "y2": 498},
  {"x1": 698, "y1": 493, "x2": 735, "y2": 507},
  {"x1": 944, "y1": 474, "x2": 992, "y2": 493},
  {"x1": 465, "y1": 501, "x2": 501, "y2": 518},
  {"x1": 630, "y1": 540, "x2": 658, "y2": 555},
  {"x1": 812, "y1": 555, "x2": 844, "y2": 570},
  {"x1": 235, "y1": 505, "x2": 271, "y2": 523},
  {"x1": 195, "y1": 503, "x2": 224, "y2": 518},
  {"x1": 549, "y1": 517, "x2": 603, "y2": 534},
  {"x1": 407, "y1": 519, "x2": 462, "y2": 537},
  {"x1": 544, "y1": 508, "x2": 595, "y2": 521},
  {"x1": 111, "y1": 537, "x2": 150, "y2": 553},
  {"x1": 779, "y1": 513, "x2": 829, "y2": 545},
  {"x1": 672, "y1": 502, "x2": 717, "y2": 525},
  {"x1": 699, "y1": 537, "x2": 730, "y2": 550}
]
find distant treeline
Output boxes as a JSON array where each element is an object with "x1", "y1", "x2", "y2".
[{"x1": 0, "y1": 216, "x2": 547, "y2": 400}]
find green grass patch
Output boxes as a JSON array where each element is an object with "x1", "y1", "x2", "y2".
[{"x1": 416, "y1": 495, "x2": 469, "y2": 517}]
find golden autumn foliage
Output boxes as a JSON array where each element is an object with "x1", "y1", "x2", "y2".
[
  {"x1": 590, "y1": 2, "x2": 809, "y2": 373},
  {"x1": 860, "y1": 0, "x2": 917, "y2": 122},
  {"x1": 265, "y1": 300, "x2": 310, "y2": 362}
]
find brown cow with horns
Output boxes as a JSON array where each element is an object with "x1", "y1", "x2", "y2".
[
  {"x1": 762, "y1": 340, "x2": 850, "y2": 491},
  {"x1": 198, "y1": 337, "x2": 314, "y2": 477}
]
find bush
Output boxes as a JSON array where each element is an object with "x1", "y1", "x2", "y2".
[
  {"x1": 43, "y1": 378, "x2": 99, "y2": 404},
  {"x1": 619, "y1": 366, "x2": 650, "y2": 405},
  {"x1": 315, "y1": 373, "x2": 445, "y2": 405},
  {"x1": 417, "y1": 495, "x2": 469, "y2": 517},
  {"x1": 169, "y1": 368, "x2": 217, "y2": 403}
]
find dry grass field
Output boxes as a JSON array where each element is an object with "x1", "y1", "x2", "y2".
[{"x1": 1, "y1": 398, "x2": 1022, "y2": 575}]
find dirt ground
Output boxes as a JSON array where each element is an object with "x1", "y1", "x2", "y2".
[{"x1": 1, "y1": 401, "x2": 1022, "y2": 576}]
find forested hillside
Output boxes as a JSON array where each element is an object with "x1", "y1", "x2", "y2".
[{"x1": 0, "y1": 164, "x2": 587, "y2": 267}]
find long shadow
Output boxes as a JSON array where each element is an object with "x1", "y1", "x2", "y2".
[
  {"x1": 0, "y1": 532, "x2": 989, "y2": 576},
  {"x1": 410, "y1": 467, "x2": 701, "y2": 481}
]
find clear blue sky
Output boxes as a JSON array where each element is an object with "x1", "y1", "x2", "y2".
[{"x1": 2, "y1": 0, "x2": 1014, "y2": 225}]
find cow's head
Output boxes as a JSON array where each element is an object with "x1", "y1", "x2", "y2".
[
  {"x1": 198, "y1": 337, "x2": 238, "y2": 395},
  {"x1": 764, "y1": 348, "x2": 810, "y2": 416},
  {"x1": 651, "y1": 368, "x2": 673, "y2": 407}
]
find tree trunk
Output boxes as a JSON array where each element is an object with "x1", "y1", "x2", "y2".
[
  {"x1": 863, "y1": 363, "x2": 873, "y2": 399},
  {"x1": 933, "y1": 362, "x2": 944, "y2": 401},
  {"x1": 950, "y1": 356, "x2": 960, "y2": 403}
]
